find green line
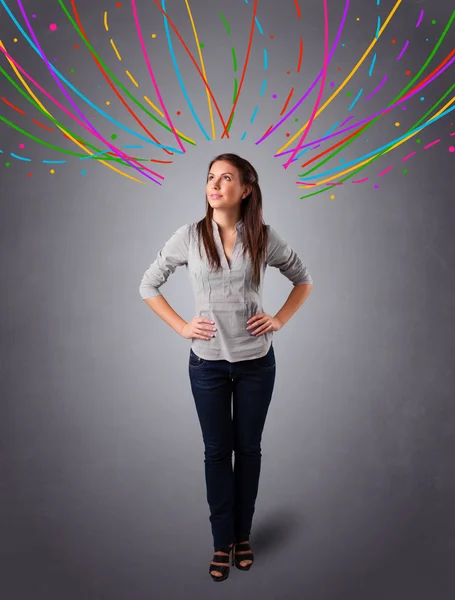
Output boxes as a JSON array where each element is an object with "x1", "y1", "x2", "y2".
[
  {"x1": 231, "y1": 47, "x2": 237, "y2": 72},
  {"x1": 298, "y1": 10, "x2": 455, "y2": 184},
  {"x1": 57, "y1": 0, "x2": 195, "y2": 146},
  {"x1": 0, "y1": 63, "x2": 146, "y2": 166},
  {"x1": 219, "y1": 11, "x2": 231, "y2": 35},
  {"x1": 232, "y1": 77, "x2": 238, "y2": 105}
]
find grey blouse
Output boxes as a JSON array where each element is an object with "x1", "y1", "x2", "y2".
[{"x1": 139, "y1": 218, "x2": 313, "y2": 363}]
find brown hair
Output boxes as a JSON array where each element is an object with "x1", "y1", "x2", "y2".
[{"x1": 195, "y1": 153, "x2": 268, "y2": 292}]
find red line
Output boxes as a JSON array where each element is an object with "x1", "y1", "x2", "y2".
[
  {"x1": 294, "y1": 0, "x2": 301, "y2": 19},
  {"x1": 71, "y1": 0, "x2": 173, "y2": 155},
  {"x1": 1, "y1": 96, "x2": 25, "y2": 114},
  {"x1": 153, "y1": 0, "x2": 229, "y2": 136},
  {"x1": 149, "y1": 159, "x2": 174, "y2": 164},
  {"x1": 297, "y1": 37, "x2": 303, "y2": 73},
  {"x1": 280, "y1": 88, "x2": 294, "y2": 116},
  {"x1": 221, "y1": 0, "x2": 258, "y2": 138},
  {"x1": 32, "y1": 118, "x2": 54, "y2": 132}
]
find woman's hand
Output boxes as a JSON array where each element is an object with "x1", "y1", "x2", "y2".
[{"x1": 246, "y1": 313, "x2": 283, "y2": 336}]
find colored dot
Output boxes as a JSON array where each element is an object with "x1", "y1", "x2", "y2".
[
  {"x1": 50, "y1": 169, "x2": 55, "y2": 174},
  {"x1": 330, "y1": 82, "x2": 335, "y2": 86},
  {"x1": 28, "y1": 173, "x2": 32, "y2": 177},
  {"x1": 420, "y1": 96, "x2": 424, "y2": 101},
  {"x1": 176, "y1": 111, "x2": 181, "y2": 115},
  {"x1": 111, "y1": 133, "x2": 117, "y2": 140},
  {"x1": 19, "y1": 143, "x2": 24, "y2": 148},
  {"x1": 395, "y1": 122, "x2": 400, "y2": 126},
  {"x1": 392, "y1": 39, "x2": 396, "y2": 44},
  {"x1": 405, "y1": 70, "x2": 411, "y2": 76},
  {"x1": 342, "y1": 43, "x2": 345, "y2": 47},
  {"x1": 53, "y1": 58, "x2": 57, "y2": 62},
  {"x1": 13, "y1": 37, "x2": 18, "y2": 42},
  {"x1": 116, "y1": 1, "x2": 122, "y2": 6},
  {"x1": 416, "y1": 139, "x2": 421, "y2": 144},
  {"x1": 152, "y1": 34, "x2": 156, "y2": 38},
  {"x1": 374, "y1": 185, "x2": 379, "y2": 189},
  {"x1": 286, "y1": 71, "x2": 291, "y2": 75},
  {"x1": 432, "y1": 20, "x2": 436, "y2": 25},
  {"x1": 403, "y1": 169, "x2": 407, "y2": 174},
  {"x1": 402, "y1": 106, "x2": 406, "y2": 110},
  {"x1": 270, "y1": 35, "x2": 274, "y2": 39},
  {"x1": 272, "y1": 94, "x2": 277, "y2": 99},
  {"x1": 337, "y1": 67, "x2": 341, "y2": 71},
  {"x1": 356, "y1": 17, "x2": 360, "y2": 21},
  {"x1": 74, "y1": 44, "x2": 79, "y2": 49},
  {"x1": 285, "y1": 133, "x2": 290, "y2": 137},
  {"x1": 330, "y1": 195, "x2": 335, "y2": 200},
  {"x1": 32, "y1": 14, "x2": 36, "y2": 18},
  {"x1": 70, "y1": 68, "x2": 75, "y2": 73},
  {"x1": 449, "y1": 146, "x2": 455, "y2": 153},
  {"x1": 294, "y1": 118, "x2": 299, "y2": 122},
  {"x1": 106, "y1": 101, "x2": 110, "y2": 105},
  {"x1": 5, "y1": 162, "x2": 10, "y2": 167},
  {"x1": 346, "y1": 91, "x2": 352, "y2": 97},
  {"x1": 426, "y1": 38, "x2": 429, "y2": 42},
  {"x1": 199, "y1": 43, "x2": 204, "y2": 48},
  {"x1": 49, "y1": 23, "x2": 57, "y2": 31},
  {"x1": 81, "y1": 170, "x2": 86, "y2": 175}
]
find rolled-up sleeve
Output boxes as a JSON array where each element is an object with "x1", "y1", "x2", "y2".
[
  {"x1": 139, "y1": 224, "x2": 190, "y2": 300},
  {"x1": 266, "y1": 225, "x2": 313, "y2": 286}
]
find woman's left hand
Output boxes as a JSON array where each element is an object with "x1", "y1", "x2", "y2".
[{"x1": 246, "y1": 313, "x2": 283, "y2": 336}]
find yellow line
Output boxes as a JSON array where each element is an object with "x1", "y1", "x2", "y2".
[
  {"x1": 297, "y1": 94, "x2": 455, "y2": 188},
  {"x1": 125, "y1": 69, "x2": 139, "y2": 87},
  {"x1": 0, "y1": 40, "x2": 144, "y2": 184},
  {"x1": 110, "y1": 38, "x2": 122, "y2": 61},
  {"x1": 184, "y1": 0, "x2": 216, "y2": 140},
  {"x1": 104, "y1": 11, "x2": 108, "y2": 32},
  {"x1": 142, "y1": 96, "x2": 196, "y2": 145},
  {"x1": 277, "y1": 0, "x2": 403, "y2": 155}
]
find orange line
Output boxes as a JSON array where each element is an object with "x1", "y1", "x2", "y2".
[
  {"x1": 71, "y1": 0, "x2": 173, "y2": 156},
  {"x1": 221, "y1": 0, "x2": 258, "y2": 138},
  {"x1": 1, "y1": 96, "x2": 25, "y2": 114},
  {"x1": 153, "y1": 0, "x2": 229, "y2": 136},
  {"x1": 32, "y1": 118, "x2": 55, "y2": 132},
  {"x1": 280, "y1": 88, "x2": 294, "y2": 116},
  {"x1": 294, "y1": 0, "x2": 301, "y2": 19},
  {"x1": 297, "y1": 37, "x2": 303, "y2": 73}
]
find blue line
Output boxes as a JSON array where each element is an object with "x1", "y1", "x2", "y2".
[
  {"x1": 376, "y1": 16, "x2": 381, "y2": 39},
  {"x1": 298, "y1": 105, "x2": 455, "y2": 181},
  {"x1": 250, "y1": 106, "x2": 259, "y2": 123},
  {"x1": 0, "y1": 0, "x2": 183, "y2": 153},
  {"x1": 42, "y1": 159, "x2": 67, "y2": 164},
  {"x1": 263, "y1": 48, "x2": 268, "y2": 70},
  {"x1": 348, "y1": 88, "x2": 363, "y2": 111},
  {"x1": 368, "y1": 53, "x2": 377, "y2": 77},
  {"x1": 260, "y1": 79, "x2": 267, "y2": 96},
  {"x1": 10, "y1": 152, "x2": 31, "y2": 161},
  {"x1": 241, "y1": 131, "x2": 247, "y2": 140},
  {"x1": 255, "y1": 17, "x2": 263, "y2": 35}
]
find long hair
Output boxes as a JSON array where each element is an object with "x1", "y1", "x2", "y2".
[{"x1": 195, "y1": 153, "x2": 268, "y2": 292}]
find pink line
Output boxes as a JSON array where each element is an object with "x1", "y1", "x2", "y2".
[
  {"x1": 377, "y1": 166, "x2": 394, "y2": 177},
  {"x1": 130, "y1": 0, "x2": 185, "y2": 154},
  {"x1": 364, "y1": 75, "x2": 388, "y2": 101},
  {"x1": 396, "y1": 40, "x2": 409, "y2": 61},
  {"x1": 450, "y1": 131, "x2": 455, "y2": 136},
  {"x1": 352, "y1": 178, "x2": 369, "y2": 184},
  {"x1": 424, "y1": 139, "x2": 440, "y2": 149},
  {"x1": 283, "y1": 0, "x2": 329, "y2": 169},
  {"x1": 401, "y1": 151, "x2": 416, "y2": 162},
  {"x1": 416, "y1": 10, "x2": 424, "y2": 28}
]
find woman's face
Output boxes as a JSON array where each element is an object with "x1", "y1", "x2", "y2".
[{"x1": 206, "y1": 160, "x2": 248, "y2": 210}]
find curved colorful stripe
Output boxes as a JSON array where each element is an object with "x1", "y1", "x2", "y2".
[
  {"x1": 364, "y1": 74, "x2": 388, "y2": 101},
  {"x1": 277, "y1": 0, "x2": 403, "y2": 157},
  {"x1": 130, "y1": 0, "x2": 185, "y2": 154},
  {"x1": 255, "y1": 0, "x2": 349, "y2": 146},
  {"x1": 221, "y1": 0, "x2": 258, "y2": 138},
  {"x1": 348, "y1": 88, "x2": 363, "y2": 111},
  {"x1": 64, "y1": 0, "x2": 194, "y2": 146},
  {"x1": 1, "y1": 0, "x2": 185, "y2": 153},
  {"x1": 396, "y1": 40, "x2": 409, "y2": 61},
  {"x1": 416, "y1": 10, "x2": 424, "y2": 28},
  {"x1": 368, "y1": 53, "x2": 377, "y2": 77},
  {"x1": 283, "y1": 0, "x2": 329, "y2": 169},
  {"x1": 152, "y1": 0, "x2": 230, "y2": 136},
  {"x1": 10, "y1": 152, "x2": 31, "y2": 161}
]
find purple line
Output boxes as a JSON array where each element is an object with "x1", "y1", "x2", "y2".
[
  {"x1": 336, "y1": 116, "x2": 355, "y2": 129},
  {"x1": 416, "y1": 10, "x2": 424, "y2": 28},
  {"x1": 396, "y1": 40, "x2": 409, "y2": 61},
  {"x1": 275, "y1": 53, "x2": 455, "y2": 157},
  {"x1": 14, "y1": 0, "x2": 162, "y2": 184},
  {"x1": 424, "y1": 139, "x2": 440, "y2": 149},
  {"x1": 364, "y1": 74, "x2": 388, "y2": 101},
  {"x1": 255, "y1": 0, "x2": 350, "y2": 145}
]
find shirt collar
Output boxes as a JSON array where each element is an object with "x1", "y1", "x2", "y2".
[{"x1": 212, "y1": 218, "x2": 243, "y2": 233}]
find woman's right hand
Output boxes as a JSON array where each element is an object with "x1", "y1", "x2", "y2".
[{"x1": 180, "y1": 317, "x2": 217, "y2": 340}]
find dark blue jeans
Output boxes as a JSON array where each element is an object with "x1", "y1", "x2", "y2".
[{"x1": 188, "y1": 342, "x2": 276, "y2": 550}]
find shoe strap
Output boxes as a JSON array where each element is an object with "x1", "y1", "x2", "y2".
[{"x1": 211, "y1": 553, "x2": 230, "y2": 563}]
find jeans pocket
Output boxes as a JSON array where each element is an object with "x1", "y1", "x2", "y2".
[
  {"x1": 254, "y1": 344, "x2": 276, "y2": 370},
  {"x1": 189, "y1": 348, "x2": 206, "y2": 368}
]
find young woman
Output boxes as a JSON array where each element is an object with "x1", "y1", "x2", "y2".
[{"x1": 139, "y1": 153, "x2": 313, "y2": 581}]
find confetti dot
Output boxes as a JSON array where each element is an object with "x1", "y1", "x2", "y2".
[
  {"x1": 374, "y1": 185, "x2": 379, "y2": 189},
  {"x1": 342, "y1": 43, "x2": 345, "y2": 47},
  {"x1": 70, "y1": 68, "x2": 75, "y2": 73},
  {"x1": 50, "y1": 169, "x2": 55, "y2": 174},
  {"x1": 420, "y1": 96, "x2": 424, "y2": 101},
  {"x1": 49, "y1": 23, "x2": 57, "y2": 31},
  {"x1": 392, "y1": 39, "x2": 396, "y2": 44},
  {"x1": 32, "y1": 14, "x2": 36, "y2": 19},
  {"x1": 74, "y1": 44, "x2": 79, "y2": 49},
  {"x1": 116, "y1": 1, "x2": 122, "y2": 7},
  {"x1": 28, "y1": 173, "x2": 32, "y2": 177},
  {"x1": 405, "y1": 70, "x2": 411, "y2": 76},
  {"x1": 330, "y1": 82, "x2": 335, "y2": 86},
  {"x1": 395, "y1": 122, "x2": 400, "y2": 127},
  {"x1": 402, "y1": 106, "x2": 406, "y2": 110},
  {"x1": 330, "y1": 195, "x2": 335, "y2": 200},
  {"x1": 152, "y1": 34, "x2": 156, "y2": 38},
  {"x1": 286, "y1": 71, "x2": 290, "y2": 75},
  {"x1": 176, "y1": 111, "x2": 181, "y2": 115},
  {"x1": 270, "y1": 35, "x2": 274, "y2": 39},
  {"x1": 337, "y1": 67, "x2": 341, "y2": 71},
  {"x1": 106, "y1": 101, "x2": 110, "y2": 105},
  {"x1": 13, "y1": 37, "x2": 18, "y2": 42},
  {"x1": 356, "y1": 17, "x2": 360, "y2": 21},
  {"x1": 432, "y1": 20, "x2": 436, "y2": 24},
  {"x1": 285, "y1": 133, "x2": 290, "y2": 137},
  {"x1": 449, "y1": 146, "x2": 455, "y2": 153},
  {"x1": 5, "y1": 162, "x2": 10, "y2": 167},
  {"x1": 295, "y1": 118, "x2": 299, "y2": 122},
  {"x1": 199, "y1": 43, "x2": 204, "y2": 48},
  {"x1": 19, "y1": 143, "x2": 24, "y2": 148},
  {"x1": 272, "y1": 94, "x2": 277, "y2": 99},
  {"x1": 416, "y1": 139, "x2": 421, "y2": 144},
  {"x1": 81, "y1": 170, "x2": 86, "y2": 175},
  {"x1": 346, "y1": 91, "x2": 352, "y2": 97},
  {"x1": 403, "y1": 169, "x2": 407, "y2": 174},
  {"x1": 111, "y1": 133, "x2": 117, "y2": 140}
]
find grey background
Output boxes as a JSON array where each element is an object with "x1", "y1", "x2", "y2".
[{"x1": 1, "y1": 0, "x2": 454, "y2": 598}]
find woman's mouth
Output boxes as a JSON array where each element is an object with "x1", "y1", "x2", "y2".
[{"x1": 210, "y1": 194, "x2": 222, "y2": 198}]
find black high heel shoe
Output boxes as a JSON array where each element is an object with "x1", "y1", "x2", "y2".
[
  {"x1": 234, "y1": 540, "x2": 254, "y2": 570},
  {"x1": 209, "y1": 543, "x2": 234, "y2": 582}
]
